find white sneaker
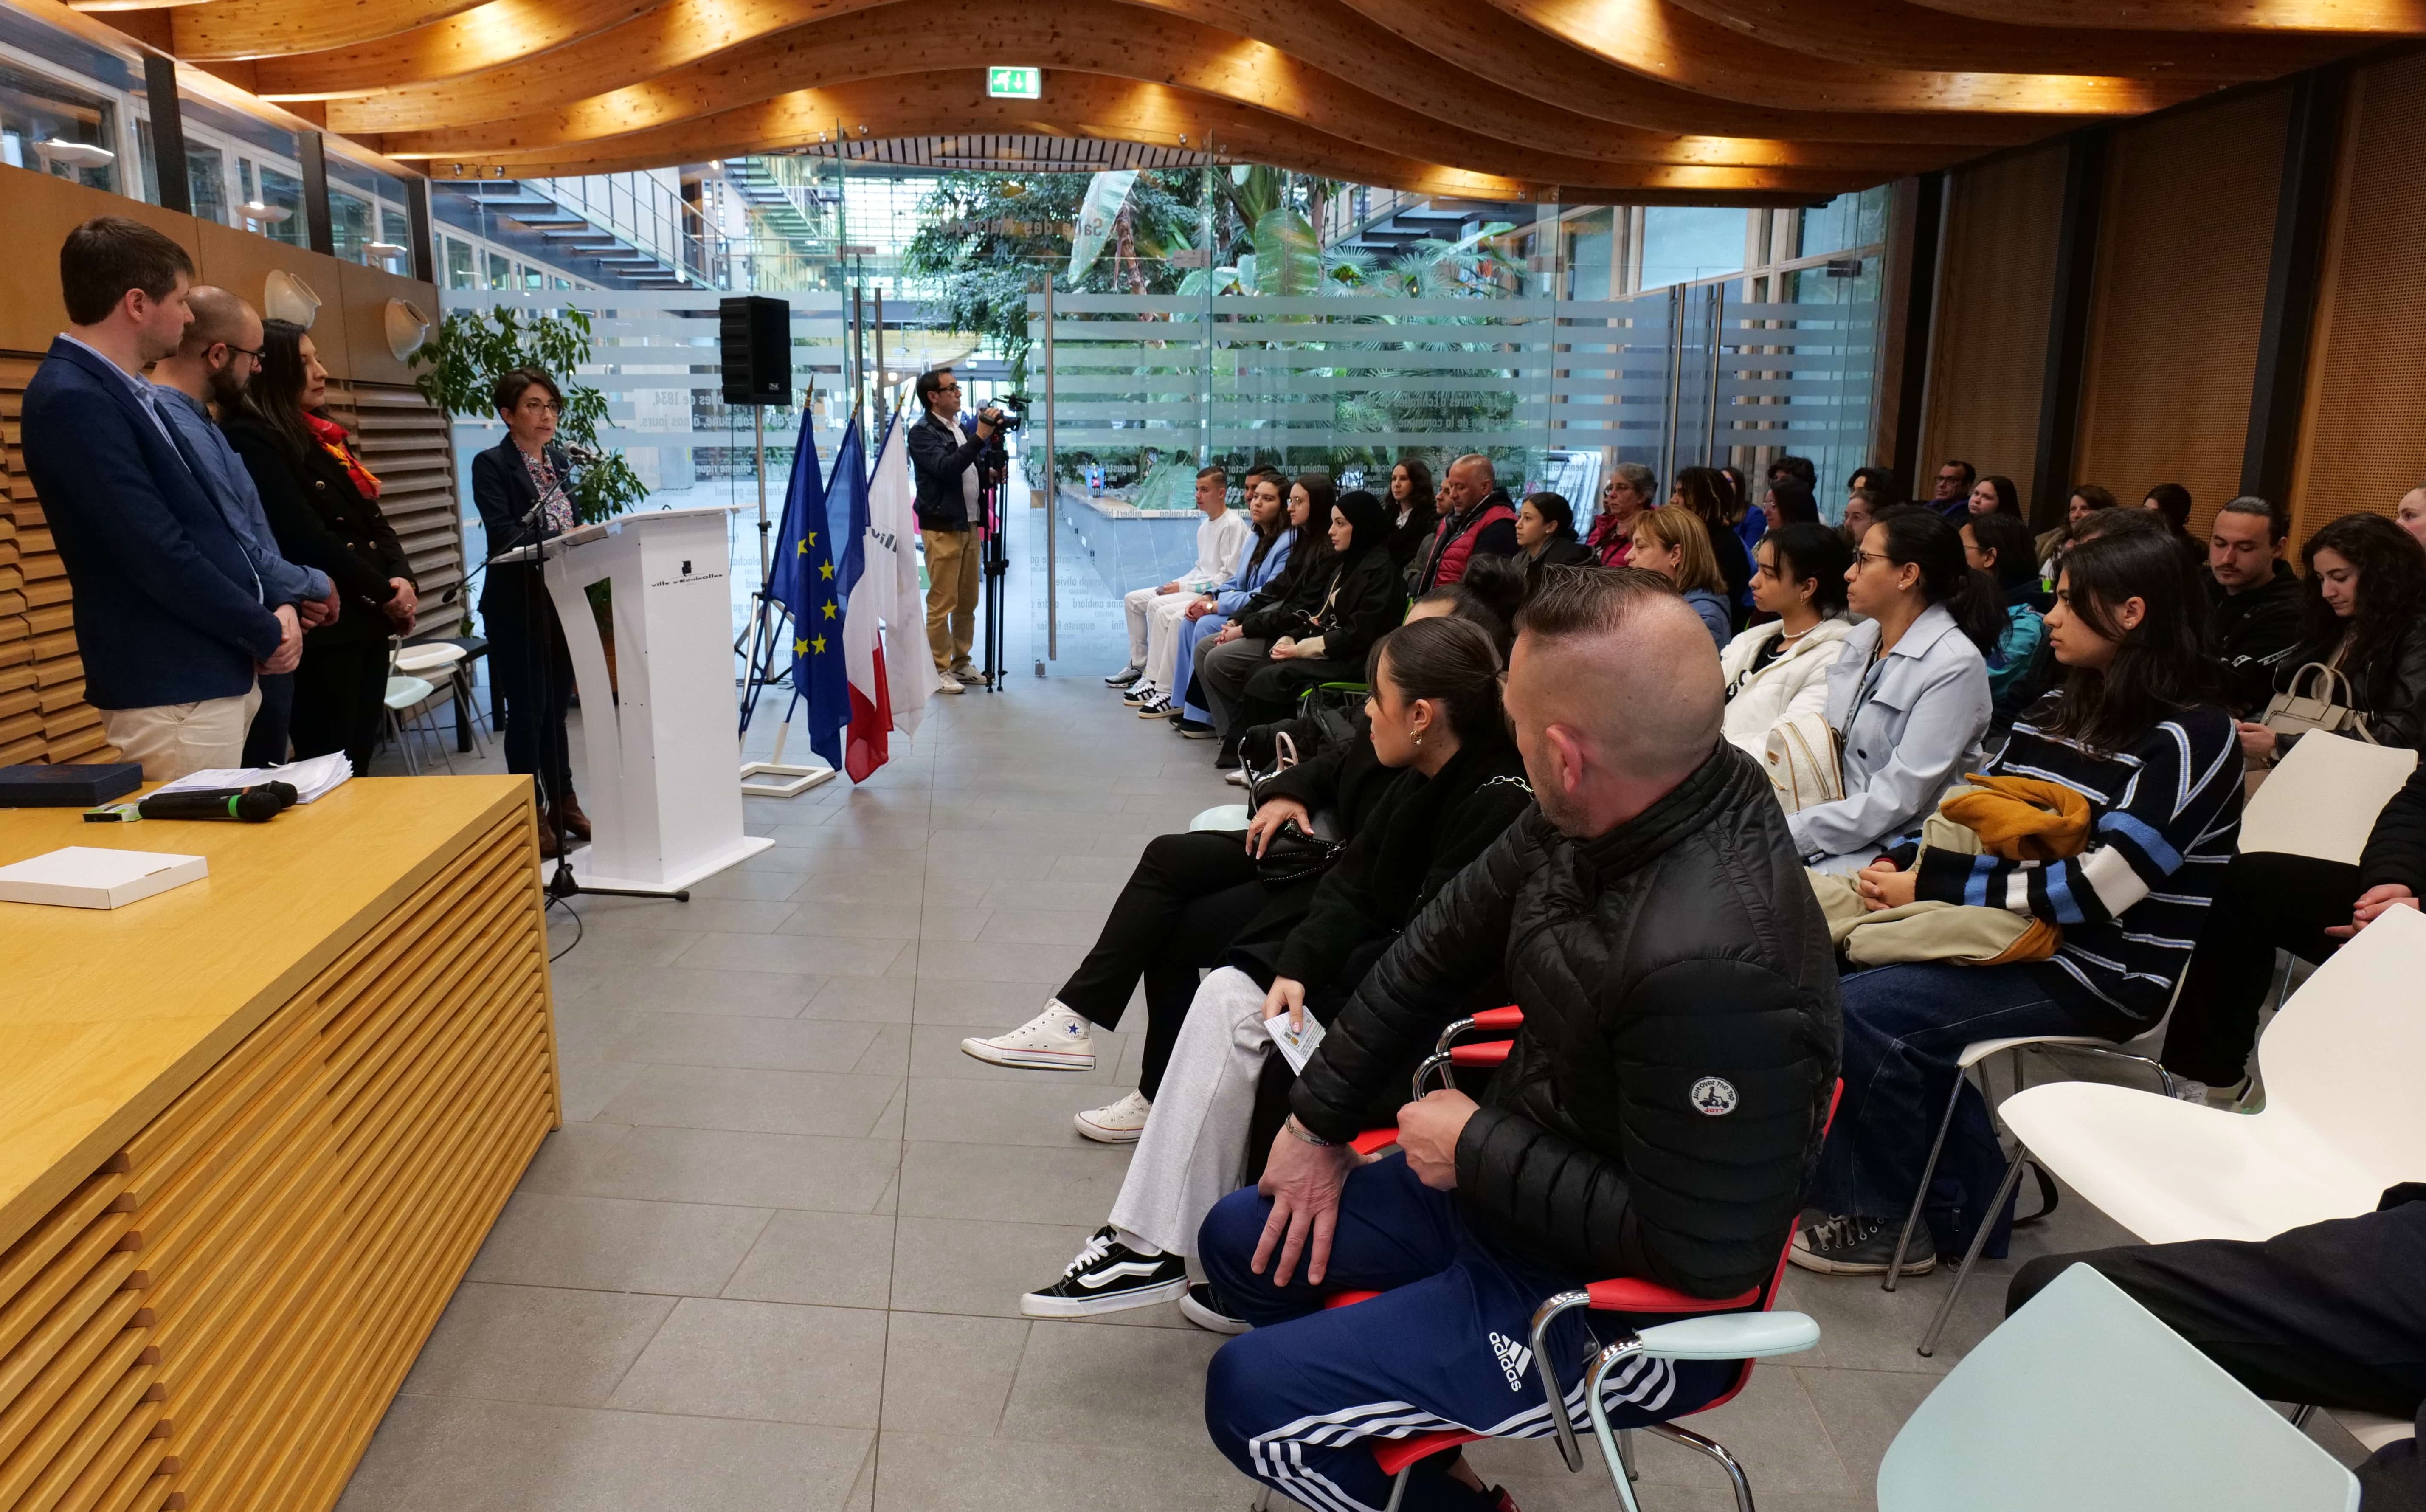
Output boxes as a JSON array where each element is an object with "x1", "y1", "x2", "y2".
[
  {"x1": 934, "y1": 671, "x2": 964, "y2": 695},
  {"x1": 960, "y1": 1002, "x2": 1096, "y2": 1070},
  {"x1": 1075, "y1": 1090, "x2": 1151, "y2": 1143},
  {"x1": 1223, "y1": 768, "x2": 1250, "y2": 788}
]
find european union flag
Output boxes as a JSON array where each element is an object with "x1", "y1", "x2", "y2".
[{"x1": 767, "y1": 417, "x2": 852, "y2": 771}]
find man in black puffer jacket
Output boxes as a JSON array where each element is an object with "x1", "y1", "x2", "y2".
[{"x1": 1197, "y1": 568, "x2": 1840, "y2": 1512}]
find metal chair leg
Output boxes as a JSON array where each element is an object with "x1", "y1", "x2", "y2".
[
  {"x1": 1648, "y1": 1422, "x2": 1758, "y2": 1512},
  {"x1": 1583, "y1": 1341, "x2": 1652, "y2": 1512},
  {"x1": 1528, "y1": 1289, "x2": 1594, "y2": 1472},
  {"x1": 1917, "y1": 1144, "x2": 2033, "y2": 1358},
  {"x1": 2291, "y1": 1403, "x2": 2318, "y2": 1430},
  {"x1": 389, "y1": 708, "x2": 419, "y2": 775},
  {"x1": 1382, "y1": 1464, "x2": 1411, "y2": 1512},
  {"x1": 417, "y1": 704, "x2": 457, "y2": 774},
  {"x1": 1886, "y1": 1065, "x2": 1973, "y2": 1292},
  {"x1": 1616, "y1": 1428, "x2": 1638, "y2": 1482}
]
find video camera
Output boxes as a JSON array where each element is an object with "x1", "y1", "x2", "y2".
[{"x1": 979, "y1": 391, "x2": 1031, "y2": 435}]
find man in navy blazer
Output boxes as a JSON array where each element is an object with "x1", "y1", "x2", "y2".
[{"x1": 21, "y1": 217, "x2": 296, "y2": 780}]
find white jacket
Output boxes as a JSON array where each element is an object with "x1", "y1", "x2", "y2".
[
  {"x1": 1185, "y1": 507, "x2": 1251, "y2": 592},
  {"x1": 1719, "y1": 617, "x2": 1854, "y2": 761}
]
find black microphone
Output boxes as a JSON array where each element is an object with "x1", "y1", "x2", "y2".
[
  {"x1": 138, "y1": 787, "x2": 287, "y2": 822},
  {"x1": 560, "y1": 442, "x2": 603, "y2": 465}
]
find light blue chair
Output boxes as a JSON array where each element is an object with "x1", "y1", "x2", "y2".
[
  {"x1": 1188, "y1": 803, "x2": 1250, "y2": 832},
  {"x1": 1878, "y1": 1264, "x2": 2360, "y2": 1512}
]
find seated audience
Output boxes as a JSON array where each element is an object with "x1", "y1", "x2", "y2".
[
  {"x1": 1793, "y1": 527, "x2": 2241, "y2": 1274},
  {"x1": 1193, "y1": 473, "x2": 1336, "y2": 766},
  {"x1": 2401, "y1": 483, "x2": 2426, "y2": 550},
  {"x1": 1790, "y1": 507, "x2": 1997, "y2": 874},
  {"x1": 1112, "y1": 465, "x2": 1247, "y2": 716},
  {"x1": 1019, "y1": 614, "x2": 1533, "y2": 1323},
  {"x1": 1967, "y1": 474, "x2": 2023, "y2": 520},
  {"x1": 2038, "y1": 483, "x2": 2114, "y2": 583},
  {"x1": 1963, "y1": 510, "x2": 2052, "y2": 725},
  {"x1": 1413, "y1": 453, "x2": 1519, "y2": 593},
  {"x1": 1168, "y1": 473, "x2": 1295, "y2": 739},
  {"x1": 1584, "y1": 463, "x2": 1655, "y2": 568},
  {"x1": 2145, "y1": 481, "x2": 2208, "y2": 577},
  {"x1": 1842, "y1": 485, "x2": 1884, "y2": 546},
  {"x1": 1514, "y1": 489, "x2": 1593, "y2": 580},
  {"x1": 1930, "y1": 458, "x2": 1978, "y2": 519},
  {"x1": 1385, "y1": 456, "x2": 1438, "y2": 577},
  {"x1": 2160, "y1": 720, "x2": 2426, "y2": 1104},
  {"x1": 2205, "y1": 493, "x2": 2303, "y2": 718},
  {"x1": 1720, "y1": 523, "x2": 1854, "y2": 759},
  {"x1": 1193, "y1": 569, "x2": 1840, "y2": 1512},
  {"x1": 1849, "y1": 464, "x2": 1904, "y2": 508},
  {"x1": 1236, "y1": 490, "x2": 1407, "y2": 729},
  {"x1": 1629, "y1": 504, "x2": 1734, "y2": 650},
  {"x1": 1769, "y1": 453, "x2": 1819, "y2": 491},
  {"x1": 1763, "y1": 478, "x2": 1821, "y2": 533},
  {"x1": 1676, "y1": 465, "x2": 1753, "y2": 625},
  {"x1": 2011, "y1": 1195, "x2": 2426, "y2": 1512},
  {"x1": 2236, "y1": 511, "x2": 2426, "y2": 768},
  {"x1": 225, "y1": 318, "x2": 417, "y2": 777}
]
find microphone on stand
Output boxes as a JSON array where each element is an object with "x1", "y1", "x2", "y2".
[{"x1": 559, "y1": 442, "x2": 604, "y2": 466}]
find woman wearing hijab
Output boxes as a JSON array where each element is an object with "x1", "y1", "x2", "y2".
[{"x1": 1235, "y1": 489, "x2": 1405, "y2": 728}]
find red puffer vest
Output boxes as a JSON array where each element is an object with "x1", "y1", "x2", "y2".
[{"x1": 1426, "y1": 495, "x2": 1517, "y2": 588}]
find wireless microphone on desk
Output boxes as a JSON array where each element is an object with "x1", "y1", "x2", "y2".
[{"x1": 138, "y1": 787, "x2": 290, "y2": 822}]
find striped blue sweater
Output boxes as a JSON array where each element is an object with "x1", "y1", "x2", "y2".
[{"x1": 1912, "y1": 702, "x2": 2243, "y2": 1027}]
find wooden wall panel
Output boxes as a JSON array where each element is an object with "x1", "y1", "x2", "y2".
[
  {"x1": 1918, "y1": 140, "x2": 2067, "y2": 504},
  {"x1": 2071, "y1": 86, "x2": 2290, "y2": 537},
  {"x1": 2290, "y1": 51, "x2": 2426, "y2": 546},
  {"x1": 191, "y1": 223, "x2": 357, "y2": 385},
  {"x1": 0, "y1": 168, "x2": 202, "y2": 357},
  {"x1": 0, "y1": 802, "x2": 553, "y2": 1512}
]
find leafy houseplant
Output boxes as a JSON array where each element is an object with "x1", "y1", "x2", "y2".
[{"x1": 412, "y1": 305, "x2": 649, "y2": 525}]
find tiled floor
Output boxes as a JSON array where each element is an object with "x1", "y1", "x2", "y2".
[{"x1": 336, "y1": 672, "x2": 2364, "y2": 1512}]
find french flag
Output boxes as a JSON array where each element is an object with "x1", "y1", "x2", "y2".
[{"x1": 838, "y1": 417, "x2": 890, "y2": 781}]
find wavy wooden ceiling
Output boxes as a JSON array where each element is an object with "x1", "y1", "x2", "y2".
[{"x1": 81, "y1": 0, "x2": 2411, "y2": 199}]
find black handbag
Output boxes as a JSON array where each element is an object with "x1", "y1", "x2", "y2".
[{"x1": 1255, "y1": 818, "x2": 1348, "y2": 886}]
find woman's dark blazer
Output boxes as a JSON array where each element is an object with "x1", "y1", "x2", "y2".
[
  {"x1": 470, "y1": 437, "x2": 577, "y2": 622},
  {"x1": 223, "y1": 415, "x2": 411, "y2": 646}
]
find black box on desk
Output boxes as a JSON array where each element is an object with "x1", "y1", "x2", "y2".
[{"x1": 0, "y1": 763, "x2": 144, "y2": 807}]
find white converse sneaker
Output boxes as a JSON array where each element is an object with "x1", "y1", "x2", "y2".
[
  {"x1": 959, "y1": 1001, "x2": 1097, "y2": 1070},
  {"x1": 1074, "y1": 1090, "x2": 1151, "y2": 1143}
]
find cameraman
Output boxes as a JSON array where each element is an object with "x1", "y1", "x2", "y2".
[{"x1": 909, "y1": 366, "x2": 1002, "y2": 694}]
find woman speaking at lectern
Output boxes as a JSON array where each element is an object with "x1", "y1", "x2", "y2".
[{"x1": 471, "y1": 368, "x2": 585, "y2": 857}]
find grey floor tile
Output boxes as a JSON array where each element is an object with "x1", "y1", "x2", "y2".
[
  {"x1": 979, "y1": 879, "x2": 1125, "y2": 913},
  {"x1": 974, "y1": 909, "x2": 1105, "y2": 946},
  {"x1": 724, "y1": 1210, "x2": 898, "y2": 1309},
  {"x1": 1043, "y1": 854, "x2": 1141, "y2": 884},
  {"x1": 607, "y1": 1296, "x2": 887, "y2": 1427},
  {"x1": 879, "y1": 1311, "x2": 1030, "y2": 1431},
  {"x1": 545, "y1": 927, "x2": 699, "y2": 974},
  {"x1": 550, "y1": 1007, "x2": 645, "y2": 1062},
  {"x1": 805, "y1": 975, "x2": 918, "y2": 1023},
  {"x1": 608, "y1": 1014, "x2": 885, "y2": 1073},
  {"x1": 904, "y1": 1076, "x2": 1121, "y2": 1148},
  {"x1": 595, "y1": 1062, "x2": 905, "y2": 1137},
  {"x1": 399, "y1": 1282, "x2": 676, "y2": 1407},
  {"x1": 684, "y1": 867, "x2": 814, "y2": 902},
  {"x1": 1623, "y1": 1363, "x2": 1857, "y2": 1499},
  {"x1": 872, "y1": 1430, "x2": 1255, "y2": 1512},
  {"x1": 522, "y1": 1124, "x2": 901, "y2": 1211},
  {"x1": 917, "y1": 906, "x2": 992, "y2": 942},
  {"x1": 777, "y1": 899, "x2": 926, "y2": 939},
  {"x1": 335, "y1": 1395, "x2": 869, "y2": 1512},
  {"x1": 1795, "y1": 1364, "x2": 1939, "y2": 1491},
  {"x1": 515, "y1": 1121, "x2": 633, "y2": 1193},
  {"x1": 555, "y1": 1056, "x2": 644, "y2": 1123},
  {"x1": 911, "y1": 977, "x2": 1058, "y2": 1028},
  {"x1": 995, "y1": 1320, "x2": 1224, "y2": 1449},
  {"x1": 908, "y1": 1023, "x2": 1130, "y2": 1085},
  {"x1": 677, "y1": 931, "x2": 907, "y2": 977},
  {"x1": 576, "y1": 896, "x2": 800, "y2": 935},
  {"x1": 884, "y1": 1214, "x2": 1185, "y2": 1332},
  {"x1": 851, "y1": 1022, "x2": 914, "y2": 1075},
  {"x1": 465, "y1": 1192, "x2": 771, "y2": 1295},
  {"x1": 554, "y1": 963, "x2": 826, "y2": 1019},
  {"x1": 912, "y1": 938, "x2": 1083, "y2": 984}
]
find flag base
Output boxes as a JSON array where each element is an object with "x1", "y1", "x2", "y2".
[{"x1": 740, "y1": 761, "x2": 838, "y2": 797}]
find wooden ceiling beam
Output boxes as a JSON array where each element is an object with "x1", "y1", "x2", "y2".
[
  {"x1": 405, "y1": 71, "x2": 1852, "y2": 204},
  {"x1": 362, "y1": 0, "x2": 1953, "y2": 183},
  {"x1": 1664, "y1": 0, "x2": 2374, "y2": 77},
  {"x1": 1328, "y1": 0, "x2": 2063, "y2": 142},
  {"x1": 1484, "y1": 0, "x2": 2189, "y2": 113},
  {"x1": 1906, "y1": 0, "x2": 2426, "y2": 31},
  {"x1": 172, "y1": 0, "x2": 492, "y2": 59}
]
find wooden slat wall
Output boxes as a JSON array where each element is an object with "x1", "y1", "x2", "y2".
[
  {"x1": 0, "y1": 804, "x2": 553, "y2": 1512},
  {"x1": 2289, "y1": 51, "x2": 2426, "y2": 545},
  {"x1": 0, "y1": 358, "x2": 460, "y2": 767},
  {"x1": 1917, "y1": 140, "x2": 2068, "y2": 505},
  {"x1": 2071, "y1": 86, "x2": 2291, "y2": 539}
]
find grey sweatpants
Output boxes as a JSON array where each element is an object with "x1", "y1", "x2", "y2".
[{"x1": 1106, "y1": 966, "x2": 1275, "y2": 1257}]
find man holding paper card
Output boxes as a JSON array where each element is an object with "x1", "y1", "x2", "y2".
[{"x1": 1019, "y1": 613, "x2": 1531, "y2": 1327}]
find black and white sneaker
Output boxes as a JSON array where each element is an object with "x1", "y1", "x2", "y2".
[
  {"x1": 1172, "y1": 717, "x2": 1218, "y2": 738},
  {"x1": 1121, "y1": 683, "x2": 1157, "y2": 707},
  {"x1": 1178, "y1": 1282, "x2": 1250, "y2": 1335},
  {"x1": 1020, "y1": 1225, "x2": 1190, "y2": 1317},
  {"x1": 1788, "y1": 1213, "x2": 1934, "y2": 1276},
  {"x1": 1135, "y1": 694, "x2": 1173, "y2": 718},
  {"x1": 1103, "y1": 664, "x2": 1144, "y2": 687}
]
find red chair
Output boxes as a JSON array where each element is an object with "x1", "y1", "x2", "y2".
[{"x1": 1309, "y1": 1075, "x2": 1843, "y2": 1512}]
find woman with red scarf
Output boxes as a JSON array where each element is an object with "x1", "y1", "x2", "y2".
[{"x1": 225, "y1": 319, "x2": 417, "y2": 774}]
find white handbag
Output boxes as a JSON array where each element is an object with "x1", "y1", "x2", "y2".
[
  {"x1": 1762, "y1": 711, "x2": 1844, "y2": 814},
  {"x1": 2261, "y1": 661, "x2": 2374, "y2": 744}
]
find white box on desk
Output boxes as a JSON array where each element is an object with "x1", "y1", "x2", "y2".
[{"x1": 0, "y1": 846, "x2": 208, "y2": 909}]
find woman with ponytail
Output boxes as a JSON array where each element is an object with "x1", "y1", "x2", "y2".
[{"x1": 1788, "y1": 505, "x2": 1997, "y2": 874}]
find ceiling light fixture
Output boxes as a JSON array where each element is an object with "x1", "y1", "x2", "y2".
[
  {"x1": 34, "y1": 139, "x2": 115, "y2": 170},
  {"x1": 238, "y1": 200, "x2": 293, "y2": 223}
]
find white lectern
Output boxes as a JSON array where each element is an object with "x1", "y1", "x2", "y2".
[{"x1": 499, "y1": 507, "x2": 772, "y2": 895}]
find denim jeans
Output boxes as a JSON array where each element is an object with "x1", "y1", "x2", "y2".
[{"x1": 1811, "y1": 961, "x2": 2100, "y2": 1257}]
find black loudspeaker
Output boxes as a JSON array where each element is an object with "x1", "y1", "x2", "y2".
[{"x1": 719, "y1": 295, "x2": 791, "y2": 406}]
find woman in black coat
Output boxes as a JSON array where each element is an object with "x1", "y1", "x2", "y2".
[
  {"x1": 468, "y1": 368, "x2": 586, "y2": 853},
  {"x1": 1018, "y1": 615, "x2": 1536, "y2": 1320},
  {"x1": 225, "y1": 320, "x2": 416, "y2": 774},
  {"x1": 1236, "y1": 489, "x2": 1406, "y2": 728}
]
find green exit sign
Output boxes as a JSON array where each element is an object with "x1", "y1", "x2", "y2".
[{"x1": 987, "y1": 66, "x2": 1041, "y2": 99}]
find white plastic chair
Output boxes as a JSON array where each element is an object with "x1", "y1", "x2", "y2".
[
  {"x1": 1920, "y1": 905, "x2": 2426, "y2": 1349},
  {"x1": 393, "y1": 640, "x2": 487, "y2": 759},
  {"x1": 383, "y1": 674, "x2": 453, "y2": 775},
  {"x1": 1877, "y1": 1263, "x2": 2359, "y2": 1512}
]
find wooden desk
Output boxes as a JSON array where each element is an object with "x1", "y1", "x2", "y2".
[{"x1": 0, "y1": 777, "x2": 557, "y2": 1512}]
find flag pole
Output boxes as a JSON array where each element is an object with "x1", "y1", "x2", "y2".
[{"x1": 739, "y1": 383, "x2": 837, "y2": 797}]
